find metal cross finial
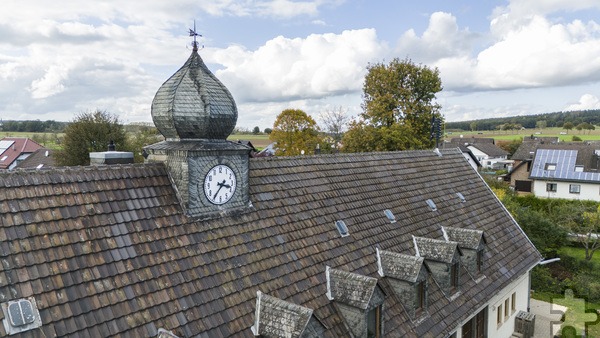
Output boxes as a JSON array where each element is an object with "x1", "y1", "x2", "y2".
[{"x1": 189, "y1": 20, "x2": 202, "y2": 51}]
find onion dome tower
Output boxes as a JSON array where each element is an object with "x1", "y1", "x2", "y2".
[
  {"x1": 144, "y1": 26, "x2": 252, "y2": 219},
  {"x1": 150, "y1": 41, "x2": 237, "y2": 140}
]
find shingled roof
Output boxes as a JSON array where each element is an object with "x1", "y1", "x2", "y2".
[{"x1": 0, "y1": 148, "x2": 540, "y2": 337}]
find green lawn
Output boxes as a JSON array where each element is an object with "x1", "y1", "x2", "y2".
[{"x1": 447, "y1": 127, "x2": 600, "y2": 142}]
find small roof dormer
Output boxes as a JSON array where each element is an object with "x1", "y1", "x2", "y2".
[
  {"x1": 377, "y1": 249, "x2": 429, "y2": 320},
  {"x1": 251, "y1": 291, "x2": 323, "y2": 338},
  {"x1": 413, "y1": 236, "x2": 461, "y2": 297},
  {"x1": 325, "y1": 267, "x2": 385, "y2": 337},
  {"x1": 442, "y1": 226, "x2": 486, "y2": 277}
]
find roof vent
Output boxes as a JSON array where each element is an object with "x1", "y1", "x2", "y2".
[
  {"x1": 384, "y1": 209, "x2": 396, "y2": 223},
  {"x1": 2, "y1": 298, "x2": 42, "y2": 335},
  {"x1": 426, "y1": 199, "x2": 437, "y2": 211},
  {"x1": 456, "y1": 192, "x2": 466, "y2": 203},
  {"x1": 335, "y1": 220, "x2": 349, "y2": 237}
]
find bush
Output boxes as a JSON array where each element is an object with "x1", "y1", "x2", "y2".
[{"x1": 531, "y1": 266, "x2": 565, "y2": 294}]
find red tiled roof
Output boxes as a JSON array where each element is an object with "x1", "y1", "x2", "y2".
[{"x1": 0, "y1": 138, "x2": 43, "y2": 169}]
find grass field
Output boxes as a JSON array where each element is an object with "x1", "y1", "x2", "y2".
[{"x1": 447, "y1": 127, "x2": 600, "y2": 142}]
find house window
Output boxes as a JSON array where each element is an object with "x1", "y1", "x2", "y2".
[
  {"x1": 504, "y1": 298, "x2": 510, "y2": 318},
  {"x1": 545, "y1": 163, "x2": 557, "y2": 170},
  {"x1": 569, "y1": 184, "x2": 581, "y2": 194},
  {"x1": 497, "y1": 303, "x2": 503, "y2": 326},
  {"x1": 463, "y1": 308, "x2": 486, "y2": 338},
  {"x1": 476, "y1": 250, "x2": 484, "y2": 273},
  {"x1": 546, "y1": 183, "x2": 557, "y2": 192},
  {"x1": 450, "y1": 263, "x2": 459, "y2": 288},
  {"x1": 511, "y1": 293, "x2": 516, "y2": 313},
  {"x1": 415, "y1": 281, "x2": 426, "y2": 311},
  {"x1": 367, "y1": 305, "x2": 382, "y2": 338}
]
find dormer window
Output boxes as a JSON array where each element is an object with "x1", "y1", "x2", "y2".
[
  {"x1": 377, "y1": 249, "x2": 428, "y2": 319},
  {"x1": 442, "y1": 226, "x2": 486, "y2": 278},
  {"x1": 450, "y1": 263, "x2": 459, "y2": 288},
  {"x1": 413, "y1": 236, "x2": 461, "y2": 296},
  {"x1": 326, "y1": 267, "x2": 384, "y2": 337}
]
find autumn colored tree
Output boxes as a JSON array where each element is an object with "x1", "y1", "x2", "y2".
[
  {"x1": 269, "y1": 109, "x2": 320, "y2": 156},
  {"x1": 343, "y1": 58, "x2": 443, "y2": 152},
  {"x1": 56, "y1": 110, "x2": 129, "y2": 166}
]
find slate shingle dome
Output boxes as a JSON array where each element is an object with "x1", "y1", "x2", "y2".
[{"x1": 151, "y1": 46, "x2": 238, "y2": 140}]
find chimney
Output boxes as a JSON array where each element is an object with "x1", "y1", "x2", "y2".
[{"x1": 89, "y1": 141, "x2": 134, "y2": 165}]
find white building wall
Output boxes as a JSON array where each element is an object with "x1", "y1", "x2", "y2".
[
  {"x1": 487, "y1": 271, "x2": 531, "y2": 338},
  {"x1": 532, "y1": 180, "x2": 600, "y2": 201},
  {"x1": 467, "y1": 146, "x2": 507, "y2": 169},
  {"x1": 447, "y1": 270, "x2": 532, "y2": 338}
]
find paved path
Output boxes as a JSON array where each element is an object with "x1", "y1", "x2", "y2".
[{"x1": 529, "y1": 298, "x2": 566, "y2": 337}]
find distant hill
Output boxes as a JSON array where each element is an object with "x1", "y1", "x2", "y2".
[{"x1": 446, "y1": 109, "x2": 600, "y2": 131}]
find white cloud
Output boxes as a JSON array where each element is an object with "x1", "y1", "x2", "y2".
[
  {"x1": 564, "y1": 94, "x2": 600, "y2": 110},
  {"x1": 209, "y1": 29, "x2": 386, "y2": 103}
]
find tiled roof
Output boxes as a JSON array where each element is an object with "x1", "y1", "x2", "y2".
[
  {"x1": 15, "y1": 148, "x2": 56, "y2": 169},
  {"x1": 326, "y1": 267, "x2": 378, "y2": 310},
  {"x1": 0, "y1": 138, "x2": 43, "y2": 169},
  {"x1": 468, "y1": 143, "x2": 509, "y2": 157},
  {"x1": 0, "y1": 148, "x2": 541, "y2": 337}
]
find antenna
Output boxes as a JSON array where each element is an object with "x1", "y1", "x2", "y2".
[{"x1": 188, "y1": 20, "x2": 203, "y2": 51}]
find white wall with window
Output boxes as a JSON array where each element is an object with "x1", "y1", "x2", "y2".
[
  {"x1": 447, "y1": 271, "x2": 531, "y2": 338},
  {"x1": 533, "y1": 180, "x2": 600, "y2": 201}
]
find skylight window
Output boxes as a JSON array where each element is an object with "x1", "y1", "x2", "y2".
[
  {"x1": 384, "y1": 209, "x2": 396, "y2": 223},
  {"x1": 2, "y1": 298, "x2": 42, "y2": 334},
  {"x1": 426, "y1": 199, "x2": 437, "y2": 211},
  {"x1": 456, "y1": 192, "x2": 466, "y2": 203},
  {"x1": 0, "y1": 156, "x2": 7, "y2": 162},
  {"x1": 335, "y1": 220, "x2": 349, "y2": 237},
  {"x1": 545, "y1": 163, "x2": 557, "y2": 171},
  {"x1": 575, "y1": 165, "x2": 584, "y2": 172}
]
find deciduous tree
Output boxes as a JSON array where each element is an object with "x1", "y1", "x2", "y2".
[
  {"x1": 269, "y1": 109, "x2": 320, "y2": 156},
  {"x1": 342, "y1": 58, "x2": 443, "y2": 152},
  {"x1": 318, "y1": 106, "x2": 351, "y2": 151},
  {"x1": 56, "y1": 110, "x2": 129, "y2": 166}
]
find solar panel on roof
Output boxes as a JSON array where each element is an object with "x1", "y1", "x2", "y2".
[{"x1": 0, "y1": 140, "x2": 14, "y2": 151}]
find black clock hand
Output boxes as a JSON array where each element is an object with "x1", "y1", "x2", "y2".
[{"x1": 213, "y1": 180, "x2": 231, "y2": 199}]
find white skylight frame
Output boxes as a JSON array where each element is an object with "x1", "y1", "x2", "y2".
[
  {"x1": 2, "y1": 297, "x2": 42, "y2": 335},
  {"x1": 384, "y1": 209, "x2": 396, "y2": 223},
  {"x1": 426, "y1": 199, "x2": 437, "y2": 211},
  {"x1": 335, "y1": 220, "x2": 349, "y2": 237},
  {"x1": 456, "y1": 192, "x2": 466, "y2": 203}
]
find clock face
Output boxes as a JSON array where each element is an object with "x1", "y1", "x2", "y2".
[{"x1": 204, "y1": 164, "x2": 237, "y2": 205}]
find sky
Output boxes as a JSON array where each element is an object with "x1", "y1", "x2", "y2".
[{"x1": 1, "y1": 0, "x2": 600, "y2": 130}]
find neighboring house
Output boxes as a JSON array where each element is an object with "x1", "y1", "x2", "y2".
[
  {"x1": 442, "y1": 142, "x2": 481, "y2": 171},
  {"x1": 507, "y1": 137, "x2": 559, "y2": 194},
  {"x1": 15, "y1": 148, "x2": 56, "y2": 169},
  {"x1": 0, "y1": 45, "x2": 541, "y2": 338},
  {"x1": 530, "y1": 144, "x2": 600, "y2": 201},
  {"x1": 448, "y1": 138, "x2": 508, "y2": 169},
  {"x1": 0, "y1": 137, "x2": 43, "y2": 170}
]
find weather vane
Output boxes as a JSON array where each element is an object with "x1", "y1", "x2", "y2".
[{"x1": 188, "y1": 20, "x2": 203, "y2": 51}]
